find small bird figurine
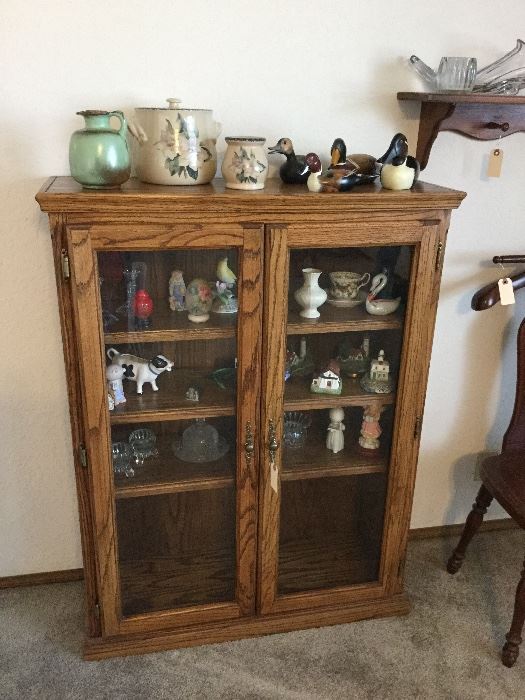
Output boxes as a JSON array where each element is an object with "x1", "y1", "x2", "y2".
[
  {"x1": 268, "y1": 138, "x2": 310, "y2": 184},
  {"x1": 217, "y1": 257, "x2": 237, "y2": 284}
]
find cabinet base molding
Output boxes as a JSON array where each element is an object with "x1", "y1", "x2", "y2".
[{"x1": 84, "y1": 594, "x2": 410, "y2": 660}]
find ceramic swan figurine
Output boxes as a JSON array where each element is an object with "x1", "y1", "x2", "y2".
[{"x1": 365, "y1": 272, "x2": 401, "y2": 316}]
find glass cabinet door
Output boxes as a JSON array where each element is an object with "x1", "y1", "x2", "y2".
[
  {"x1": 68, "y1": 225, "x2": 261, "y2": 635},
  {"x1": 259, "y1": 222, "x2": 440, "y2": 614}
]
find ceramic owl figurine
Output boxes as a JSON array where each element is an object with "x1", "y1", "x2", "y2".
[{"x1": 169, "y1": 270, "x2": 186, "y2": 311}]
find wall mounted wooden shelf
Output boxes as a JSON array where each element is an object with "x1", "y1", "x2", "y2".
[{"x1": 398, "y1": 92, "x2": 525, "y2": 169}]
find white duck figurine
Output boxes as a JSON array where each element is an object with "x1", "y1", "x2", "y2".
[{"x1": 365, "y1": 272, "x2": 401, "y2": 316}]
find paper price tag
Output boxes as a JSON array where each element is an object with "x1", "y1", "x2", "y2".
[
  {"x1": 270, "y1": 461, "x2": 279, "y2": 493},
  {"x1": 498, "y1": 277, "x2": 515, "y2": 305},
  {"x1": 487, "y1": 148, "x2": 503, "y2": 178}
]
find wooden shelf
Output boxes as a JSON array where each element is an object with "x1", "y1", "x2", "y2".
[
  {"x1": 284, "y1": 377, "x2": 395, "y2": 411},
  {"x1": 283, "y1": 443, "x2": 387, "y2": 481},
  {"x1": 115, "y1": 439, "x2": 235, "y2": 499},
  {"x1": 105, "y1": 308, "x2": 236, "y2": 344},
  {"x1": 119, "y1": 546, "x2": 236, "y2": 616},
  {"x1": 287, "y1": 304, "x2": 403, "y2": 335},
  {"x1": 278, "y1": 534, "x2": 379, "y2": 594},
  {"x1": 398, "y1": 91, "x2": 525, "y2": 169},
  {"x1": 110, "y1": 369, "x2": 234, "y2": 424}
]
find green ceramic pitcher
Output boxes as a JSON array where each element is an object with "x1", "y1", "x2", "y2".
[{"x1": 69, "y1": 110, "x2": 131, "y2": 189}]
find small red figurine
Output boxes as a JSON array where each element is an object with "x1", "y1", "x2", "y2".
[{"x1": 133, "y1": 289, "x2": 154, "y2": 328}]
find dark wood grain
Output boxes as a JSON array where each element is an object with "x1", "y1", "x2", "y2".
[{"x1": 398, "y1": 92, "x2": 525, "y2": 169}]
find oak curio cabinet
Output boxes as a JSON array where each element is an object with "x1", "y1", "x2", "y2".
[{"x1": 36, "y1": 177, "x2": 464, "y2": 659}]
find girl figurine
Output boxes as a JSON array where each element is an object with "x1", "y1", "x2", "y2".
[
  {"x1": 169, "y1": 270, "x2": 186, "y2": 311},
  {"x1": 326, "y1": 407, "x2": 345, "y2": 454},
  {"x1": 106, "y1": 364, "x2": 126, "y2": 407},
  {"x1": 359, "y1": 404, "x2": 384, "y2": 450}
]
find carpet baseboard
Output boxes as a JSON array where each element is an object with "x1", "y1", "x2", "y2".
[
  {"x1": 0, "y1": 519, "x2": 517, "y2": 589},
  {"x1": 409, "y1": 517, "x2": 517, "y2": 540},
  {"x1": 0, "y1": 568, "x2": 84, "y2": 589}
]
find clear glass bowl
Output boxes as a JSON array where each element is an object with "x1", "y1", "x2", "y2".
[
  {"x1": 128, "y1": 428, "x2": 158, "y2": 465},
  {"x1": 283, "y1": 412, "x2": 311, "y2": 449}
]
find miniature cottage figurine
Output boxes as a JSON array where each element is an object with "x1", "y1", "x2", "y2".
[
  {"x1": 326, "y1": 407, "x2": 345, "y2": 453},
  {"x1": 185, "y1": 386, "x2": 200, "y2": 402},
  {"x1": 359, "y1": 404, "x2": 385, "y2": 450},
  {"x1": 311, "y1": 360, "x2": 342, "y2": 395},
  {"x1": 360, "y1": 349, "x2": 394, "y2": 394},
  {"x1": 106, "y1": 363, "x2": 126, "y2": 406},
  {"x1": 337, "y1": 334, "x2": 370, "y2": 377},
  {"x1": 169, "y1": 270, "x2": 186, "y2": 311}
]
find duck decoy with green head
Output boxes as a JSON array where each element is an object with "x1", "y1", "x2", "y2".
[
  {"x1": 268, "y1": 138, "x2": 310, "y2": 184},
  {"x1": 329, "y1": 138, "x2": 379, "y2": 184}
]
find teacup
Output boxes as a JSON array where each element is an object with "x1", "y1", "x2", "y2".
[{"x1": 329, "y1": 271, "x2": 370, "y2": 300}]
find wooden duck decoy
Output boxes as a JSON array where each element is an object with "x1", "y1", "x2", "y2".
[
  {"x1": 268, "y1": 138, "x2": 310, "y2": 184},
  {"x1": 329, "y1": 138, "x2": 379, "y2": 184},
  {"x1": 378, "y1": 133, "x2": 420, "y2": 190},
  {"x1": 305, "y1": 153, "x2": 362, "y2": 192}
]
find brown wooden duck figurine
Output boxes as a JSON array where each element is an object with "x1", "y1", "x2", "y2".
[{"x1": 329, "y1": 138, "x2": 378, "y2": 183}]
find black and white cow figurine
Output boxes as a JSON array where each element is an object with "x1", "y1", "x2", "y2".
[{"x1": 106, "y1": 348, "x2": 174, "y2": 395}]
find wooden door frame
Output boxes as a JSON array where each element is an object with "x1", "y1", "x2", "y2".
[
  {"x1": 258, "y1": 220, "x2": 444, "y2": 615},
  {"x1": 67, "y1": 222, "x2": 263, "y2": 636}
]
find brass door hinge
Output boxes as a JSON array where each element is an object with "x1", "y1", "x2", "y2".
[
  {"x1": 61, "y1": 249, "x2": 70, "y2": 280},
  {"x1": 414, "y1": 416, "x2": 423, "y2": 440},
  {"x1": 94, "y1": 602, "x2": 100, "y2": 618},
  {"x1": 79, "y1": 444, "x2": 88, "y2": 468},
  {"x1": 435, "y1": 241, "x2": 444, "y2": 272}
]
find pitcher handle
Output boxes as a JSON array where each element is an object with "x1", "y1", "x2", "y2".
[{"x1": 108, "y1": 110, "x2": 128, "y2": 139}]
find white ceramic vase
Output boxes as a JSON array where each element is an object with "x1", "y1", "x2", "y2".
[{"x1": 294, "y1": 268, "x2": 327, "y2": 319}]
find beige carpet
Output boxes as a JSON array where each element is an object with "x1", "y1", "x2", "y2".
[{"x1": 1, "y1": 530, "x2": 524, "y2": 699}]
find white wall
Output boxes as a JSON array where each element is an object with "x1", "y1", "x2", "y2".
[{"x1": 1, "y1": 1, "x2": 524, "y2": 575}]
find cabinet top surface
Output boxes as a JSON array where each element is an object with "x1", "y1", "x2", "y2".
[{"x1": 36, "y1": 177, "x2": 465, "y2": 215}]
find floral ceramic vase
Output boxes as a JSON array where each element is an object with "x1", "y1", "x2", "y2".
[
  {"x1": 294, "y1": 268, "x2": 327, "y2": 318},
  {"x1": 221, "y1": 137, "x2": 268, "y2": 190},
  {"x1": 186, "y1": 278, "x2": 213, "y2": 323}
]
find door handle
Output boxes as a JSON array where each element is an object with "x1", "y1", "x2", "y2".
[
  {"x1": 268, "y1": 419, "x2": 279, "y2": 463},
  {"x1": 244, "y1": 421, "x2": 254, "y2": 468}
]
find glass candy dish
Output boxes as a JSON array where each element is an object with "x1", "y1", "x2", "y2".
[
  {"x1": 172, "y1": 419, "x2": 229, "y2": 463},
  {"x1": 283, "y1": 412, "x2": 311, "y2": 449},
  {"x1": 128, "y1": 428, "x2": 158, "y2": 465}
]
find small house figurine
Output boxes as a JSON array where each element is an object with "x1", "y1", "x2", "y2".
[
  {"x1": 360, "y1": 349, "x2": 393, "y2": 394},
  {"x1": 359, "y1": 404, "x2": 385, "y2": 450},
  {"x1": 169, "y1": 270, "x2": 186, "y2": 311},
  {"x1": 326, "y1": 407, "x2": 345, "y2": 453},
  {"x1": 311, "y1": 360, "x2": 342, "y2": 395},
  {"x1": 185, "y1": 386, "x2": 200, "y2": 402},
  {"x1": 337, "y1": 334, "x2": 370, "y2": 377}
]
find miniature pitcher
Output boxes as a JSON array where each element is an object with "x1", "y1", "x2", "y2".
[{"x1": 69, "y1": 110, "x2": 131, "y2": 189}]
